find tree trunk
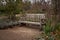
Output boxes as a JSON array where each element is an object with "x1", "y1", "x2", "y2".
[{"x1": 51, "y1": 0, "x2": 60, "y2": 27}]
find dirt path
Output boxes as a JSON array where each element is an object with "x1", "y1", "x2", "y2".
[{"x1": 0, "y1": 26, "x2": 40, "y2": 40}]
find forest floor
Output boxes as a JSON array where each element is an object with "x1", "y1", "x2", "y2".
[{"x1": 0, "y1": 26, "x2": 41, "y2": 40}]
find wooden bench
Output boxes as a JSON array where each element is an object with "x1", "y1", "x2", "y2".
[{"x1": 18, "y1": 21, "x2": 41, "y2": 29}]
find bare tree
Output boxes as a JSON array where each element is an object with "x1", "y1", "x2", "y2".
[{"x1": 51, "y1": 0, "x2": 60, "y2": 27}]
